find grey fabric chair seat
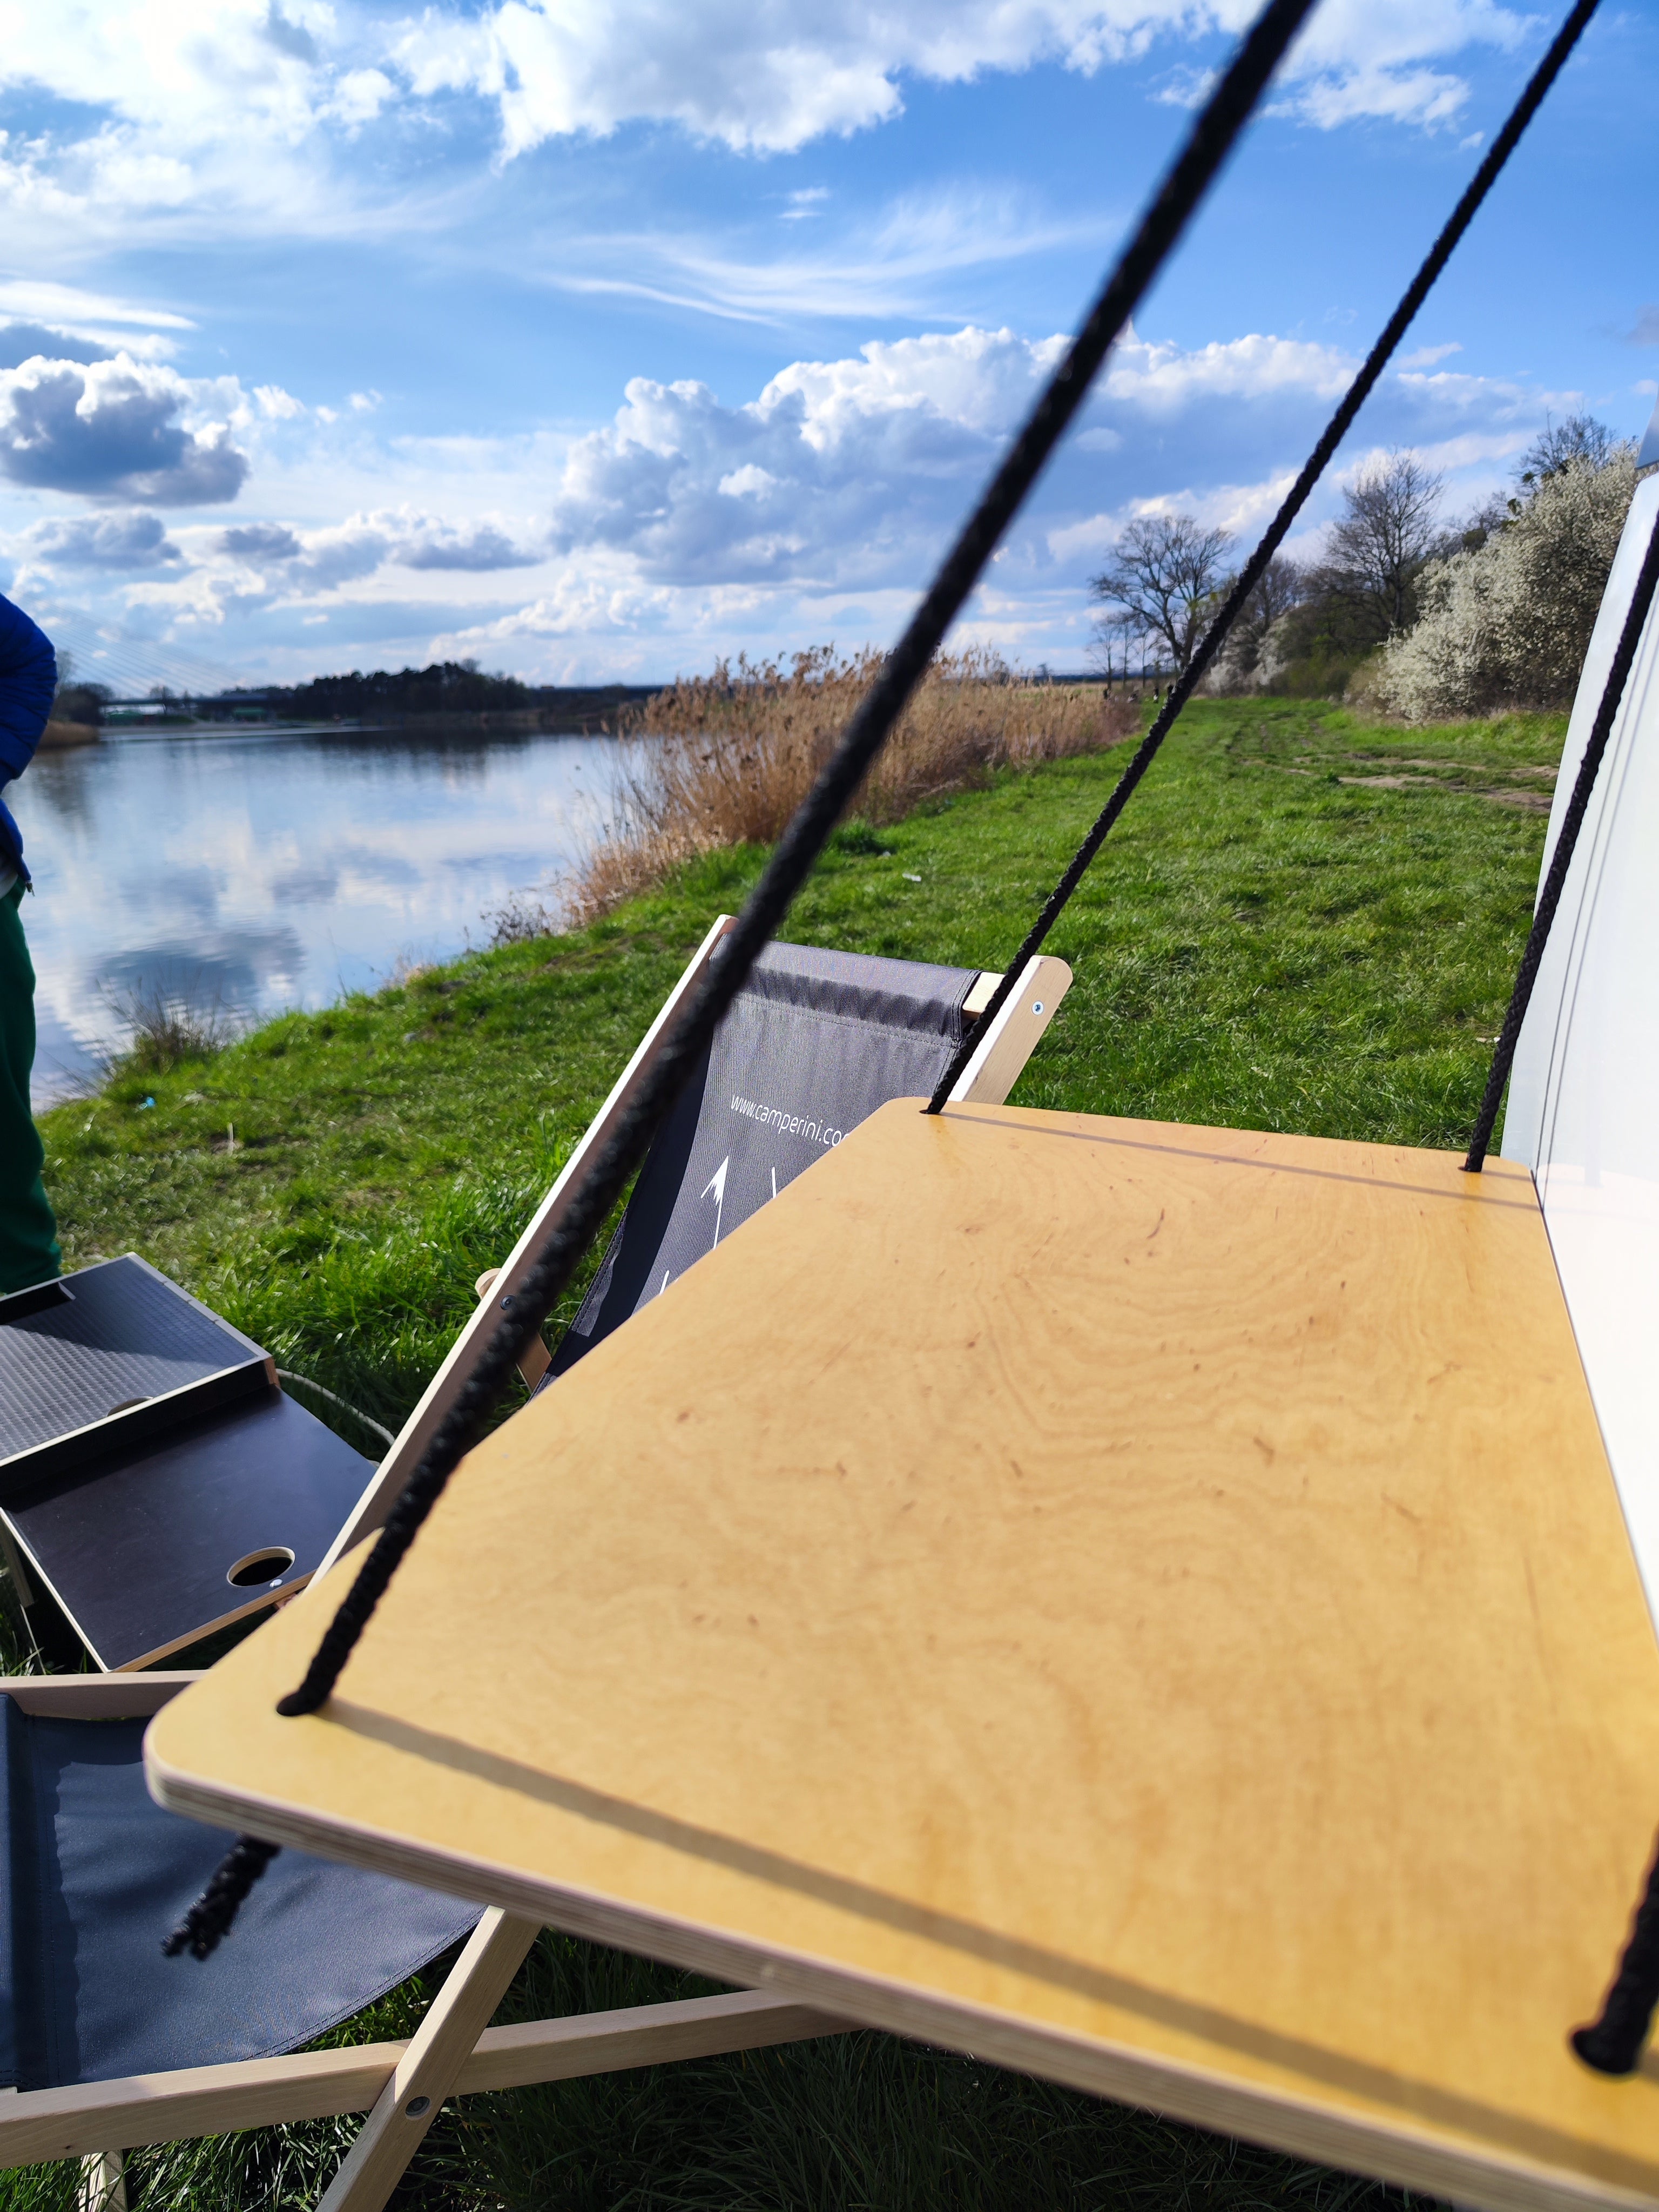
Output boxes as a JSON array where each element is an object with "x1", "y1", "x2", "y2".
[
  {"x1": 0, "y1": 1699, "x2": 478, "y2": 2091},
  {"x1": 550, "y1": 939, "x2": 980, "y2": 1377}
]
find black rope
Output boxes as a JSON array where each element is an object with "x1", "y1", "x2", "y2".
[
  {"x1": 1574, "y1": 1831, "x2": 1659, "y2": 2076},
  {"x1": 166, "y1": 0, "x2": 1316, "y2": 1961},
  {"x1": 926, "y1": 0, "x2": 1602, "y2": 1114},
  {"x1": 1464, "y1": 503, "x2": 1659, "y2": 1172},
  {"x1": 161, "y1": 1835, "x2": 279, "y2": 1959}
]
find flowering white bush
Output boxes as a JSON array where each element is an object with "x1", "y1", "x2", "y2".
[{"x1": 1370, "y1": 450, "x2": 1636, "y2": 720}]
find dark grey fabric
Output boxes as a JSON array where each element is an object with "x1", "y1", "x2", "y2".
[
  {"x1": 549, "y1": 940, "x2": 975, "y2": 1377},
  {"x1": 0, "y1": 1703, "x2": 480, "y2": 2090}
]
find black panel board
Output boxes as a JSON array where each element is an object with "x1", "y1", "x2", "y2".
[
  {"x1": 1, "y1": 1391, "x2": 373, "y2": 1671},
  {"x1": 0, "y1": 1256, "x2": 269, "y2": 1487}
]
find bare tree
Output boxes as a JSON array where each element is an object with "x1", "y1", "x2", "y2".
[
  {"x1": 1089, "y1": 514, "x2": 1235, "y2": 676},
  {"x1": 1316, "y1": 452, "x2": 1444, "y2": 643},
  {"x1": 1517, "y1": 412, "x2": 1617, "y2": 490},
  {"x1": 1205, "y1": 552, "x2": 1309, "y2": 688}
]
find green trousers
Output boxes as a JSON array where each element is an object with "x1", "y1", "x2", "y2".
[{"x1": 0, "y1": 882, "x2": 60, "y2": 1293}]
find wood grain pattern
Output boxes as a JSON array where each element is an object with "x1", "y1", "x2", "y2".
[
  {"x1": 0, "y1": 1994, "x2": 843, "y2": 2167},
  {"x1": 147, "y1": 1101, "x2": 1659, "y2": 2212}
]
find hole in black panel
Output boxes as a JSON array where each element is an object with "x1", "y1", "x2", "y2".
[
  {"x1": 0, "y1": 1280, "x2": 74, "y2": 1326},
  {"x1": 227, "y1": 1547, "x2": 296, "y2": 1588},
  {"x1": 106, "y1": 1398, "x2": 150, "y2": 1418}
]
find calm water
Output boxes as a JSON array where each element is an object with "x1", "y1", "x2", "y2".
[{"x1": 12, "y1": 726, "x2": 623, "y2": 1107}]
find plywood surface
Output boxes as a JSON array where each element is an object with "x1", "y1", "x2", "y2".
[{"x1": 148, "y1": 1101, "x2": 1659, "y2": 2211}]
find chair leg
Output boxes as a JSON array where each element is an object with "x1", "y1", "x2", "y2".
[
  {"x1": 314, "y1": 1909, "x2": 540, "y2": 2212},
  {"x1": 76, "y1": 2150, "x2": 126, "y2": 2212}
]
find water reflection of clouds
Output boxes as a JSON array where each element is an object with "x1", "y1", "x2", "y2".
[{"x1": 16, "y1": 728, "x2": 616, "y2": 1103}]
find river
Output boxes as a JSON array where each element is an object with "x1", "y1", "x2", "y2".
[{"x1": 11, "y1": 725, "x2": 623, "y2": 1107}]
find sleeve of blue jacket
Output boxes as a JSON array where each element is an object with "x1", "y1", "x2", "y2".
[
  {"x1": 0, "y1": 595, "x2": 56, "y2": 779},
  {"x1": 0, "y1": 593, "x2": 58, "y2": 880}
]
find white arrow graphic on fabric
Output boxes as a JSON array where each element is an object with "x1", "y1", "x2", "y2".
[{"x1": 703, "y1": 1156, "x2": 729, "y2": 1249}]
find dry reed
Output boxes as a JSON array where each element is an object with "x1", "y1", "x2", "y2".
[{"x1": 569, "y1": 648, "x2": 1136, "y2": 923}]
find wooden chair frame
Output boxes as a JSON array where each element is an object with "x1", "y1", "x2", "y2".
[{"x1": 0, "y1": 1674, "x2": 846, "y2": 2212}]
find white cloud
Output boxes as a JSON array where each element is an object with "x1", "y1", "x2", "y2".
[
  {"x1": 1098, "y1": 326, "x2": 1353, "y2": 409},
  {"x1": 1277, "y1": 0, "x2": 1529, "y2": 130},
  {"x1": 392, "y1": 0, "x2": 1533, "y2": 157},
  {"x1": 21, "y1": 509, "x2": 183, "y2": 569},
  {"x1": 0, "y1": 279, "x2": 193, "y2": 333},
  {"x1": 531, "y1": 322, "x2": 1381, "y2": 596},
  {"x1": 718, "y1": 464, "x2": 779, "y2": 497},
  {"x1": 152, "y1": 504, "x2": 545, "y2": 609},
  {"x1": 0, "y1": 0, "x2": 1540, "y2": 268},
  {"x1": 0, "y1": 1, "x2": 415, "y2": 245},
  {"x1": 0, "y1": 354, "x2": 250, "y2": 504}
]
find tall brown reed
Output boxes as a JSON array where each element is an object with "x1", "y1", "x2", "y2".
[{"x1": 569, "y1": 648, "x2": 1136, "y2": 923}]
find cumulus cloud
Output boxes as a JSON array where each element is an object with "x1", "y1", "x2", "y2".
[
  {"x1": 493, "y1": 316, "x2": 1579, "y2": 630},
  {"x1": 539, "y1": 322, "x2": 1370, "y2": 589},
  {"x1": 25, "y1": 510, "x2": 183, "y2": 568},
  {"x1": 396, "y1": 520, "x2": 541, "y2": 570},
  {"x1": 393, "y1": 0, "x2": 1532, "y2": 156},
  {"x1": 218, "y1": 521, "x2": 301, "y2": 559},
  {"x1": 207, "y1": 506, "x2": 542, "y2": 590},
  {"x1": 0, "y1": 355, "x2": 250, "y2": 504}
]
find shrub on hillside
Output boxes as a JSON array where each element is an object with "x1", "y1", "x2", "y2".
[
  {"x1": 1366, "y1": 447, "x2": 1636, "y2": 720},
  {"x1": 571, "y1": 648, "x2": 1136, "y2": 921}
]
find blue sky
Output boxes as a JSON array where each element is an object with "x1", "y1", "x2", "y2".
[{"x1": 0, "y1": 0, "x2": 1653, "y2": 690}]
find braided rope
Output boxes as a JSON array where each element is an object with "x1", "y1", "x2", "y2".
[
  {"x1": 161, "y1": 1835, "x2": 279, "y2": 1960},
  {"x1": 925, "y1": 0, "x2": 1602, "y2": 1115}
]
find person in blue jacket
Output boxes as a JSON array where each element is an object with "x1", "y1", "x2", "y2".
[{"x1": 0, "y1": 591, "x2": 60, "y2": 1293}]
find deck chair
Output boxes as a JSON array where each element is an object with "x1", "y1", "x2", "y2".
[{"x1": 0, "y1": 1671, "x2": 844, "y2": 2212}]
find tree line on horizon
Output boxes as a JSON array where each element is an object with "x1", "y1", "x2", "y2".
[{"x1": 50, "y1": 659, "x2": 660, "y2": 725}]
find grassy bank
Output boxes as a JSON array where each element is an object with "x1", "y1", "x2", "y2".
[{"x1": 16, "y1": 697, "x2": 1563, "y2": 2211}]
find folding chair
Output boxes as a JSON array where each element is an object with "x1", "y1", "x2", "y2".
[{"x1": 0, "y1": 1671, "x2": 844, "y2": 2212}]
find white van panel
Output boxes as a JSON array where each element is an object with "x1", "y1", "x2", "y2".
[{"x1": 1501, "y1": 469, "x2": 1659, "y2": 1614}]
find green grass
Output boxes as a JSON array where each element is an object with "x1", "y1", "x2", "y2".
[{"x1": 8, "y1": 698, "x2": 1564, "y2": 2210}]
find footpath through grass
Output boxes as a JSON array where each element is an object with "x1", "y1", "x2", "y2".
[{"x1": 14, "y1": 698, "x2": 1562, "y2": 2211}]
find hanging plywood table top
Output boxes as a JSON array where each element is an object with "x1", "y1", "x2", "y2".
[{"x1": 148, "y1": 1100, "x2": 1659, "y2": 2212}]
